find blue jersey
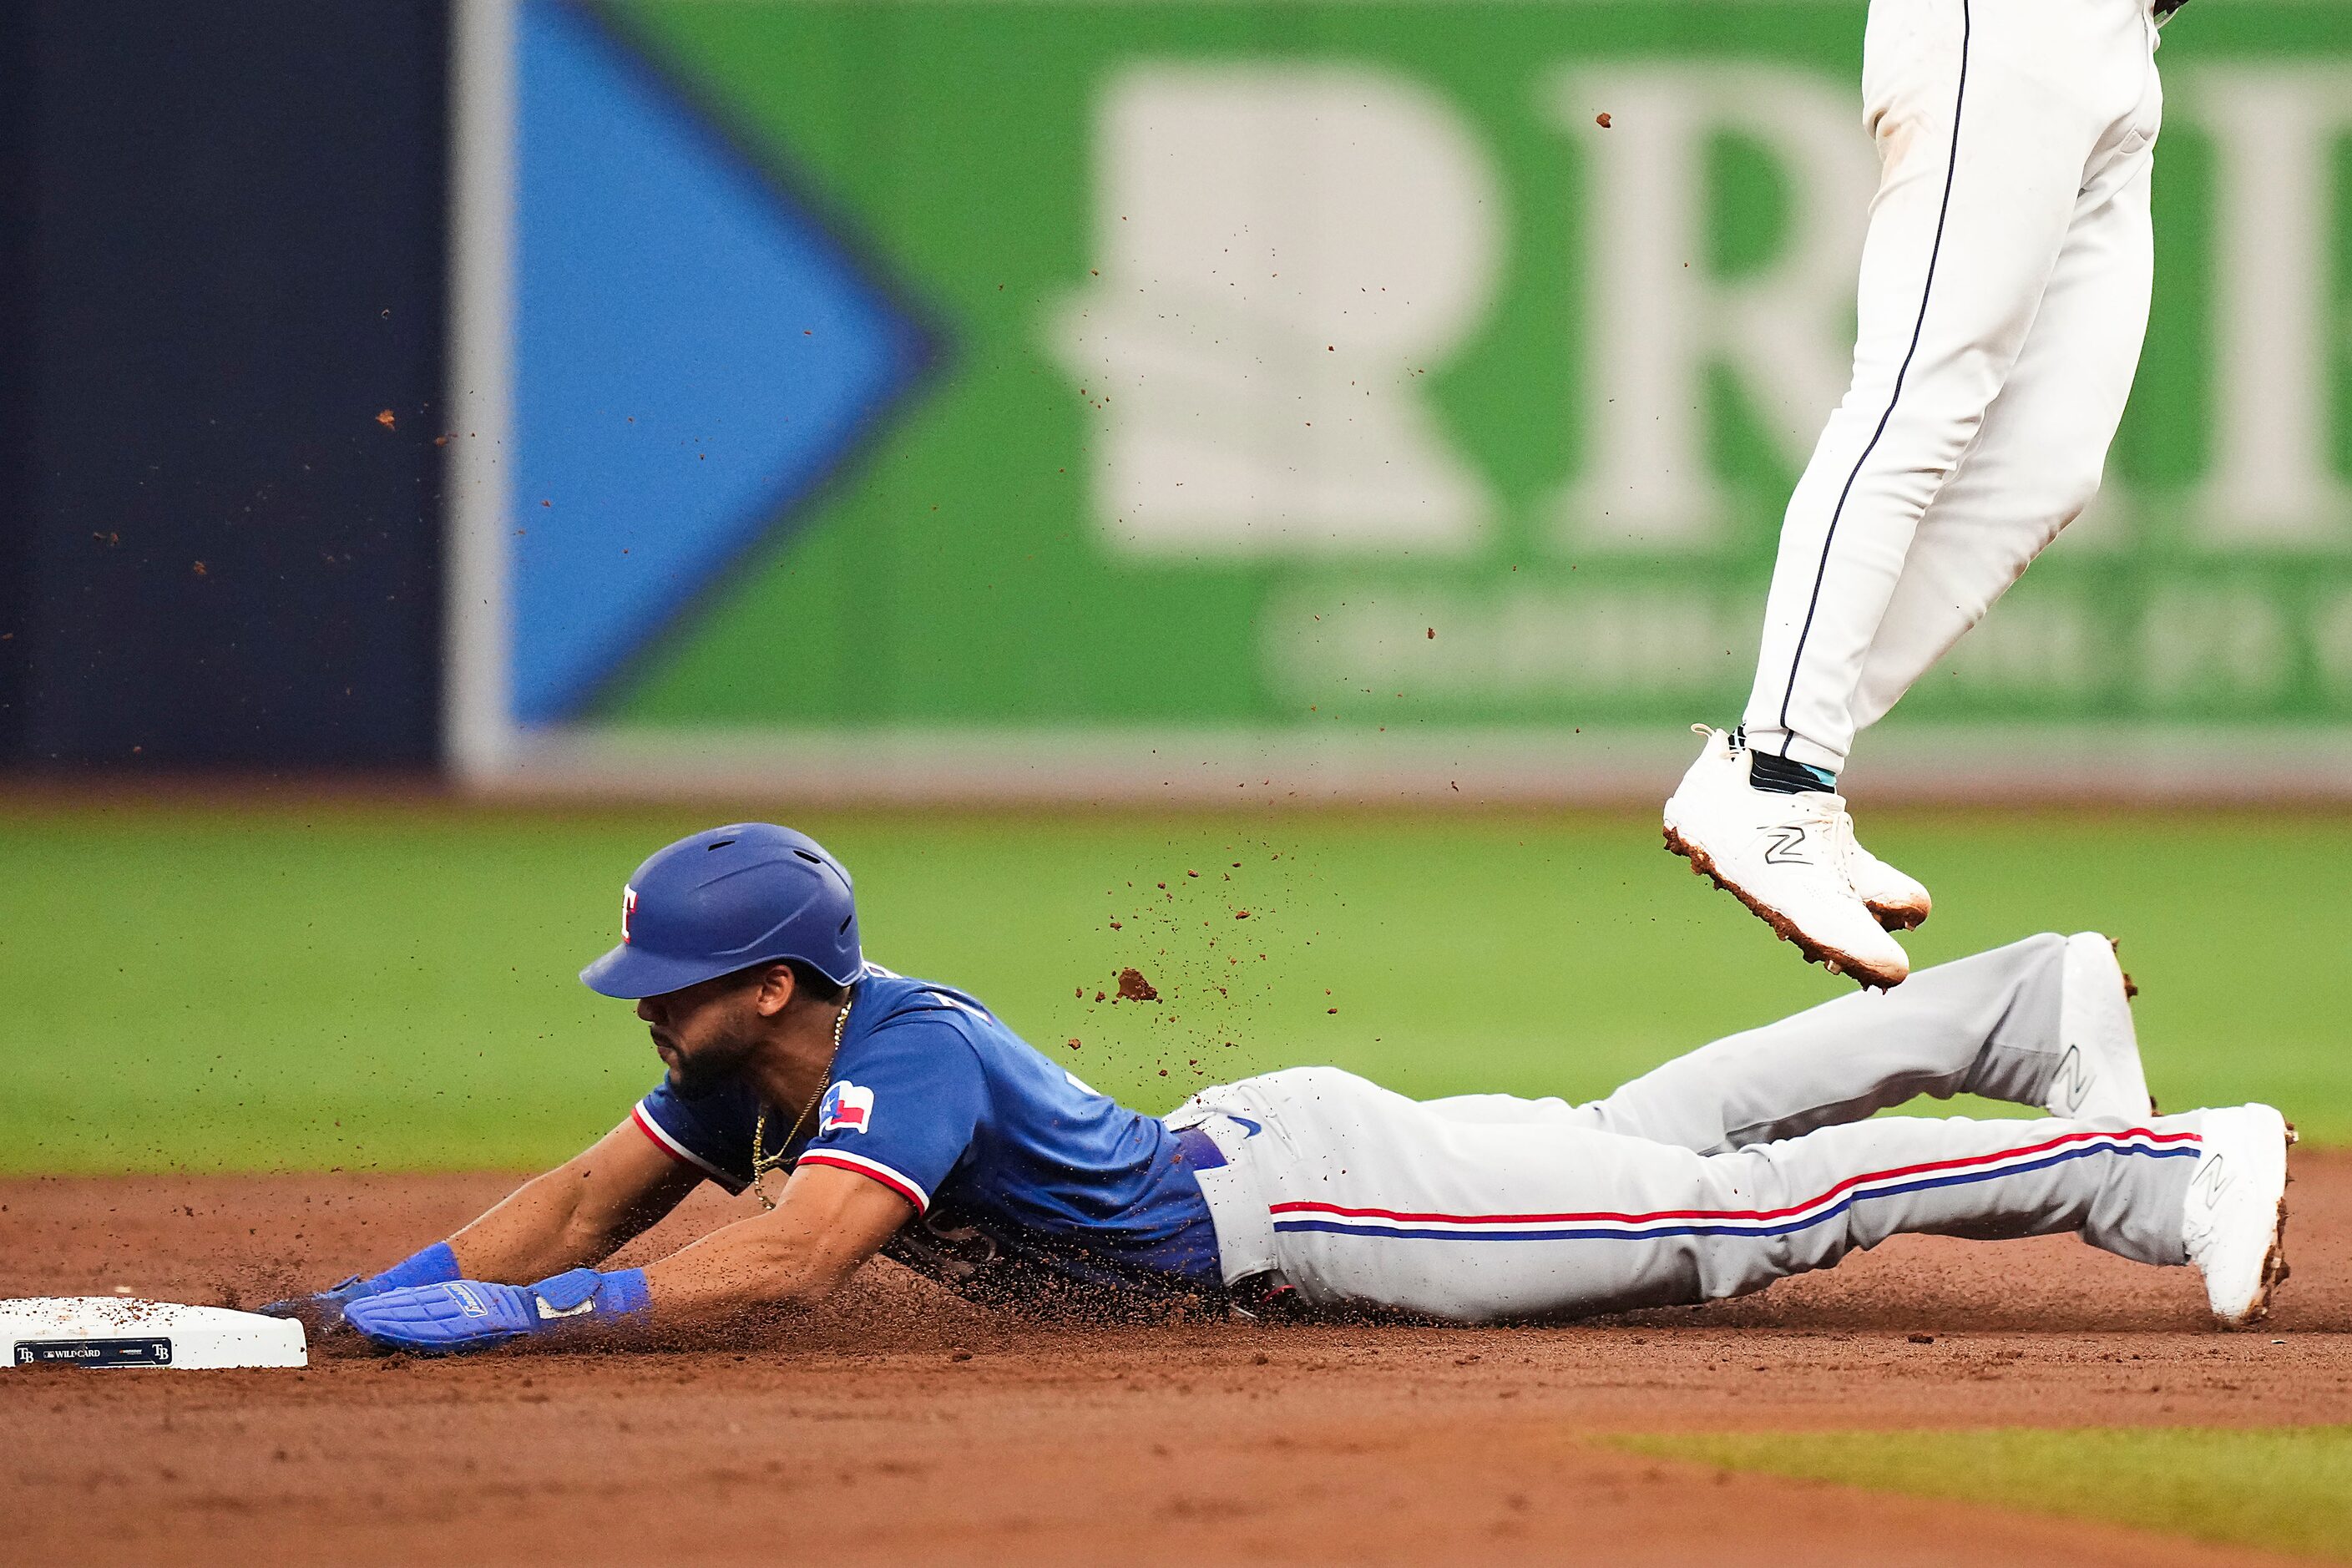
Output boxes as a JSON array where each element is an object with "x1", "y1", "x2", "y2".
[{"x1": 631, "y1": 973, "x2": 1225, "y2": 1309}]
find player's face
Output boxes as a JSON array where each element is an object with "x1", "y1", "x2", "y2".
[{"x1": 636, "y1": 974, "x2": 765, "y2": 1095}]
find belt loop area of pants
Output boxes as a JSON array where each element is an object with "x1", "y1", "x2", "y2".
[{"x1": 1166, "y1": 1110, "x2": 1280, "y2": 1284}]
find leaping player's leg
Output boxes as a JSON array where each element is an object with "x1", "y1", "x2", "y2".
[
  {"x1": 1666, "y1": 0, "x2": 2157, "y2": 988},
  {"x1": 1553, "y1": 932, "x2": 2152, "y2": 1153},
  {"x1": 1739, "y1": 2, "x2": 2092, "y2": 774},
  {"x1": 1849, "y1": 101, "x2": 2158, "y2": 742}
]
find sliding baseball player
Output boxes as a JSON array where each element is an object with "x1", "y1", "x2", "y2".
[
  {"x1": 1667, "y1": 0, "x2": 2182, "y2": 987},
  {"x1": 262, "y1": 823, "x2": 2289, "y2": 1348}
]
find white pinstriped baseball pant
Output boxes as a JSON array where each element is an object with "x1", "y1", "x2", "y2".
[{"x1": 1743, "y1": 0, "x2": 2166, "y2": 772}]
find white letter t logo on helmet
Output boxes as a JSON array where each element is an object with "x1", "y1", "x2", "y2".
[{"x1": 621, "y1": 886, "x2": 638, "y2": 945}]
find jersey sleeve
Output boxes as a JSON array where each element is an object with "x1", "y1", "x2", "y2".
[
  {"x1": 630, "y1": 1079, "x2": 757, "y2": 1193},
  {"x1": 795, "y1": 1018, "x2": 986, "y2": 1215}
]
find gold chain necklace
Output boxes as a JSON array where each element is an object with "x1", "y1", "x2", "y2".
[{"x1": 748, "y1": 991, "x2": 852, "y2": 1211}]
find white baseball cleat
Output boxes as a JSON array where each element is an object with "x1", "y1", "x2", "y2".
[
  {"x1": 2181, "y1": 1103, "x2": 2294, "y2": 1328},
  {"x1": 1834, "y1": 814, "x2": 1932, "y2": 932},
  {"x1": 2046, "y1": 932, "x2": 2155, "y2": 1121},
  {"x1": 1662, "y1": 726, "x2": 1909, "y2": 989}
]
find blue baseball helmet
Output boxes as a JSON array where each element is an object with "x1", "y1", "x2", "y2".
[{"x1": 579, "y1": 823, "x2": 863, "y2": 999}]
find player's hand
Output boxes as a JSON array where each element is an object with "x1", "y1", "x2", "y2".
[
  {"x1": 343, "y1": 1280, "x2": 539, "y2": 1350},
  {"x1": 343, "y1": 1267, "x2": 650, "y2": 1354},
  {"x1": 257, "y1": 1241, "x2": 465, "y2": 1337},
  {"x1": 256, "y1": 1275, "x2": 382, "y2": 1338}
]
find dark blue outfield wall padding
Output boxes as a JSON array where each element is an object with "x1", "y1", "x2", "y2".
[
  {"x1": 1, "y1": 1, "x2": 448, "y2": 768},
  {"x1": 0, "y1": 1, "x2": 34, "y2": 750}
]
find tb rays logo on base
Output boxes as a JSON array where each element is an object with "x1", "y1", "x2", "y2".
[{"x1": 819, "y1": 1080, "x2": 874, "y2": 1135}]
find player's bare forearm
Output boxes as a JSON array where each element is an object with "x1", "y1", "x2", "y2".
[
  {"x1": 638, "y1": 1163, "x2": 908, "y2": 1323},
  {"x1": 447, "y1": 1120, "x2": 701, "y2": 1283}
]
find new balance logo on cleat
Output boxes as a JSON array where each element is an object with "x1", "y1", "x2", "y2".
[
  {"x1": 1762, "y1": 825, "x2": 1812, "y2": 866},
  {"x1": 2048, "y1": 1044, "x2": 2091, "y2": 1118},
  {"x1": 2190, "y1": 1153, "x2": 2236, "y2": 1209}
]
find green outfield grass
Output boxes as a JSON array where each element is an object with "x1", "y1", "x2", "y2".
[
  {"x1": 2, "y1": 802, "x2": 2346, "y2": 1173},
  {"x1": 1613, "y1": 1426, "x2": 2352, "y2": 1560}
]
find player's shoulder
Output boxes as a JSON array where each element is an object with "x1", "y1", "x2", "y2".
[
  {"x1": 847, "y1": 970, "x2": 1007, "y2": 1050},
  {"x1": 854, "y1": 969, "x2": 995, "y2": 1018}
]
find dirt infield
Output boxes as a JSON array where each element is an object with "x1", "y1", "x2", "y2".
[{"x1": 4, "y1": 1161, "x2": 2349, "y2": 1567}]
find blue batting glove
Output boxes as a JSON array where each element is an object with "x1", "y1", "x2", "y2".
[
  {"x1": 259, "y1": 1241, "x2": 462, "y2": 1335},
  {"x1": 346, "y1": 1280, "x2": 539, "y2": 1350},
  {"x1": 343, "y1": 1267, "x2": 651, "y2": 1354}
]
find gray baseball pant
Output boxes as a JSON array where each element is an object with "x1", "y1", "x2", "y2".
[{"x1": 1173, "y1": 934, "x2": 2203, "y2": 1322}]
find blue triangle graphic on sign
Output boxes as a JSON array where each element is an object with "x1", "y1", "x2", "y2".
[{"x1": 511, "y1": 0, "x2": 930, "y2": 725}]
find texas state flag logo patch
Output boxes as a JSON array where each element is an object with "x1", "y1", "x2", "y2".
[{"x1": 818, "y1": 1080, "x2": 874, "y2": 1135}]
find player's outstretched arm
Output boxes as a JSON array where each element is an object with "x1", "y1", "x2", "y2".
[
  {"x1": 260, "y1": 1117, "x2": 700, "y2": 1336},
  {"x1": 637, "y1": 1162, "x2": 910, "y2": 1322},
  {"x1": 338, "y1": 1163, "x2": 911, "y2": 1353}
]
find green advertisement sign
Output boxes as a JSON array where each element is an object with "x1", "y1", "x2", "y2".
[{"x1": 496, "y1": 0, "x2": 2352, "y2": 789}]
